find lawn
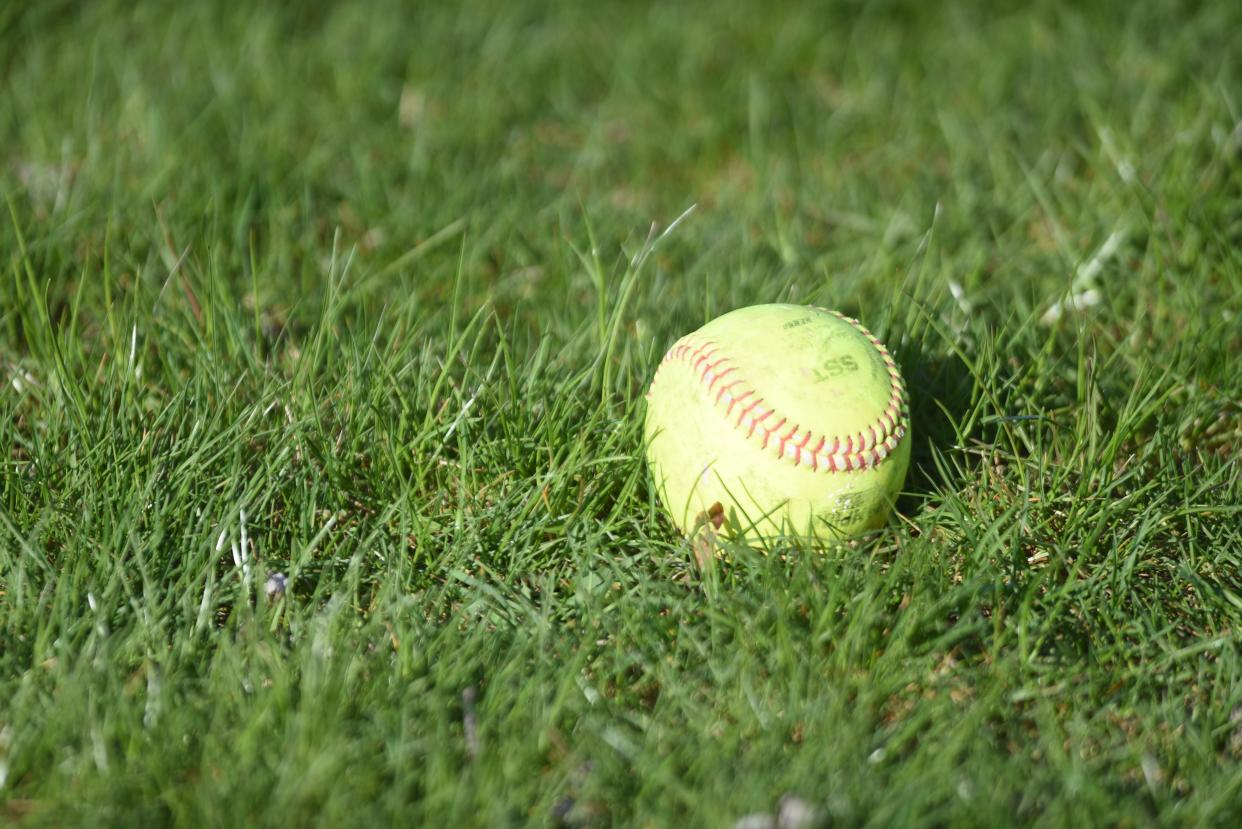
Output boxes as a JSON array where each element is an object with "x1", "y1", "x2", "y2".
[{"x1": 2, "y1": 0, "x2": 1241, "y2": 826}]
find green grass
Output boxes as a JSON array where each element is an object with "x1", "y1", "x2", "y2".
[{"x1": 2, "y1": 0, "x2": 1241, "y2": 825}]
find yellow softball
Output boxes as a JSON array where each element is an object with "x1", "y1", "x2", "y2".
[{"x1": 643, "y1": 304, "x2": 911, "y2": 545}]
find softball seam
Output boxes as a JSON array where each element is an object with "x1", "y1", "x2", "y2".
[{"x1": 650, "y1": 310, "x2": 908, "y2": 472}]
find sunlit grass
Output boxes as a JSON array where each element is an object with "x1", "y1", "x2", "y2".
[{"x1": 2, "y1": 0, "x2": 1240, "y2": 825}]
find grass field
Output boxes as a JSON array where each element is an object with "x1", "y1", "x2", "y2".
[{"x1": 3, "y1": 1, "x2": 1241, "y2": 825}]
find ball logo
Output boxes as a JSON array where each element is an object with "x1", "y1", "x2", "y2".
[{"x1": 812, "y1": 354, "x2": 858, "y2": 382}]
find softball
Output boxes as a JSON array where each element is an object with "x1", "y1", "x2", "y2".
[{"x1": 643, "y1": 304, "x2": 910, "y2": 545}]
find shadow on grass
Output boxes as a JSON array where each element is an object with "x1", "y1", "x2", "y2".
[{"x1": 889, "y1": 339, "x2": 976, "y2": 509}]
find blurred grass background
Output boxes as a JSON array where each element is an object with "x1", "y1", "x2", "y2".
[{"x1": 2, "y1": 1, "x2": 1240, "y2": 826}]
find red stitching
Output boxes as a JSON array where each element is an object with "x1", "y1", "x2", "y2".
[
  {"x1": 763, "y1": 417, "x2": 787, "y2": 450},
  {"x1": 726, "y1": 387, "x2": 751, "y2": 416},
  {"x1": 693, "y1": 348, "x2": 715, "y2": 373},
  {"x1": 708, "y1": 366, "x2": 736, "y2": 395},
  {"x1": 655, "y1": 310, "x2": 908, "y2": 473},
  {"x1": 778, "y1": 423, "x2": 798, "y2": 459},
  {"x1": 739, "y1": 399, "x2": 762, "y2": 432},
  {"x1": 809, "y1": 436, "x2": 826, "y2": 471},
  {"x1": 754, "y1": 410, "x2": 776, "y2": 442},
  {"x1": 791, "y1": 431, "x2": 812, "y2": 466},
  {"x1": 702, "y1": 357, "x2": 727, "y2": 382}
]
